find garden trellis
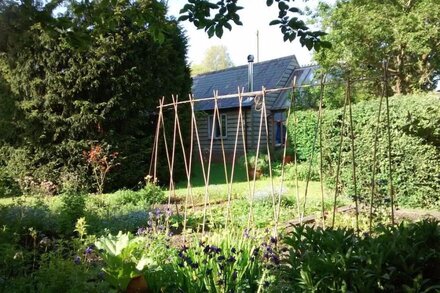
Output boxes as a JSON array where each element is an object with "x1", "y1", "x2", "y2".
[{"x1": 149, "y1": 70, "x2": 395, "y2": 239}]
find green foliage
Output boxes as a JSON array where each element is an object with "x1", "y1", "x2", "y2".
[
  {"x1": 315, "y1": 0, "x2": 440, "y2": 94},
  {"x1": 178, "y1": 0, "x2": 330, "y2": 50},
  {"x1": 280, "y1": 220, "x2": 440, "y2": 292},
  {"x1": 287, "y1": 111, "x2": 318, "y2": 162},
  {"x1": 284, "y1": 162, "x2": 320, "y2": 182},
  {"x1": 287, "y1": 93, "x2": 440, "y2": 209},
  {"x1": 0, "y1": 167, "x2": 21, "y2": 197},
  {"x1": 239, "y1": 151, "x2": 269, "y2": 173}
]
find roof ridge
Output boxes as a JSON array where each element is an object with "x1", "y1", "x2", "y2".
[{"x1": 193, "y1": 55, "x2": 297, "y2": 78}]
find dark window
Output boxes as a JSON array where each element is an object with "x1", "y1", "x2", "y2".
[
  {"x1": 208, "y1": 114, "x2": 227, "y2": 139},
  {"x1": 274, "y1": 112, "x2": 286, "y2": 146}
]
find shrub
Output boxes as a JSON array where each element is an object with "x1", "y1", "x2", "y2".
[
  {"x1": 284, "y1": 162, "x2": 320, "y2": 182},
  {"x1": 114, "y1": 180, "x2": 165, "y2": 207},
  {"x1": 287, "y1": 93, "x2": 440, "y2": 209},
  {"x1": 239, "y1": 151, "x2": 269, "y2": 174},
  {"x1": 0, "y1": 167, "x2": 21, "y2": 197},
  {"x1": 59, "y1": 193, "x2": 86, "y2": 235}
]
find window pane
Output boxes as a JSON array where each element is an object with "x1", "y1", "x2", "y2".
[{"x1": 221, "y1": 115, "x2": 227, "y2": 138}]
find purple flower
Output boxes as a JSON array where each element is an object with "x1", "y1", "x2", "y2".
[
  {"x1": 270, "y1": 236, "x2": 278, "y2": 245},
  {"x1": 155, "y1": 208, "x2": 162, "y2": 217},
  {"x1": 203, "y1": 245, "x2": 211, "y2": 254},
  {"x1": 136, "y1": 227, "x2": 146, "y2": 236},
  {"x1": 190, "y1": 262, "x2": 199, "y2": 269},
  {"x1": 210, "y1": 246, "x2": 221, "y2": 254},
  {"x1": 217, "y1": 255, "x2": 225, "y2": 262},
  {"x1": 85, "y1": 246, "x2": 93, "y2": 255},
  {"x1": 165, "y1": 207, "x2": 173, "y2": 217},
  {"x1": 227, "y1": 256, "x2": 236, "y2": 263},
  {"x1": 73, "y1": 255, "x2": 81, "y2": 265},
  {"x1": 168, "y1": 231, "x2": 174, "y2": 237},
  {"x1": 271, "y1": 255, "x2": 280, "y2": 265},
  {"x1": 230, "y1": 247, "x2": 236, "y2": 254}
]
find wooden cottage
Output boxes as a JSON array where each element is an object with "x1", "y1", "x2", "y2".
[{"x1": 191, "y1": 55, "x2": 316, "y2": 161}]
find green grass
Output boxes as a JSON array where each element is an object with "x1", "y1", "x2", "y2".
[{"x1": 168, "y1": 162, "x2": 352, "y2": 230}]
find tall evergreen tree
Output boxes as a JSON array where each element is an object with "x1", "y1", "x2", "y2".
[{"x1": 0, "y1": 0, "x2": 191, "y2": 192}]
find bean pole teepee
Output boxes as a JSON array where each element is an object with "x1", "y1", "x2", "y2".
[{"x1": 149, "y1": 66, "x2": 395, "y2": 239}]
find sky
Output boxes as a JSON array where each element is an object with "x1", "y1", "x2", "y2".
[{"x1": 166, "y1": 0, "x2": 332, "y2": 67}]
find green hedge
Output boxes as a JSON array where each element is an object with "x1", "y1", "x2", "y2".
[{"x1": 287, "y1": 93, "x2": 440, "y2": 209}]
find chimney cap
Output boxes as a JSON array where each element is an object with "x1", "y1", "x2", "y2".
[{"x1": 247, "y1": 54, "x2": 254, "y2": 63}]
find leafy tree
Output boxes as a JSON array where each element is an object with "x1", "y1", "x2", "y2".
[
  {"x1": 314, "y1": 0, "x2": 440, "y2": 95},
  {"x1": 178, "y1": 0, "x2": 331, "y2": 51},
  {"x1": 0, "y1": 0, "x2": 191, "y2": 192},
  {"x1": 191, "y1": 45, "x2": 234, "y2": 75}
]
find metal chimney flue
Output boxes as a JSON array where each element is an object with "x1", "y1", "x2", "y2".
[{"x1": 247, "y1": 54, "x2": 254, "y2": 92}]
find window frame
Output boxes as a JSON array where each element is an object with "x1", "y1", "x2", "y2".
[{"x1": 208, "y1": 113, "x2": 228, "y2": 139}]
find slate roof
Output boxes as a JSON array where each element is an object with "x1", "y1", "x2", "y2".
[{"x1": 192, "y1": 55, "x2": 300, "y2": 111}]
